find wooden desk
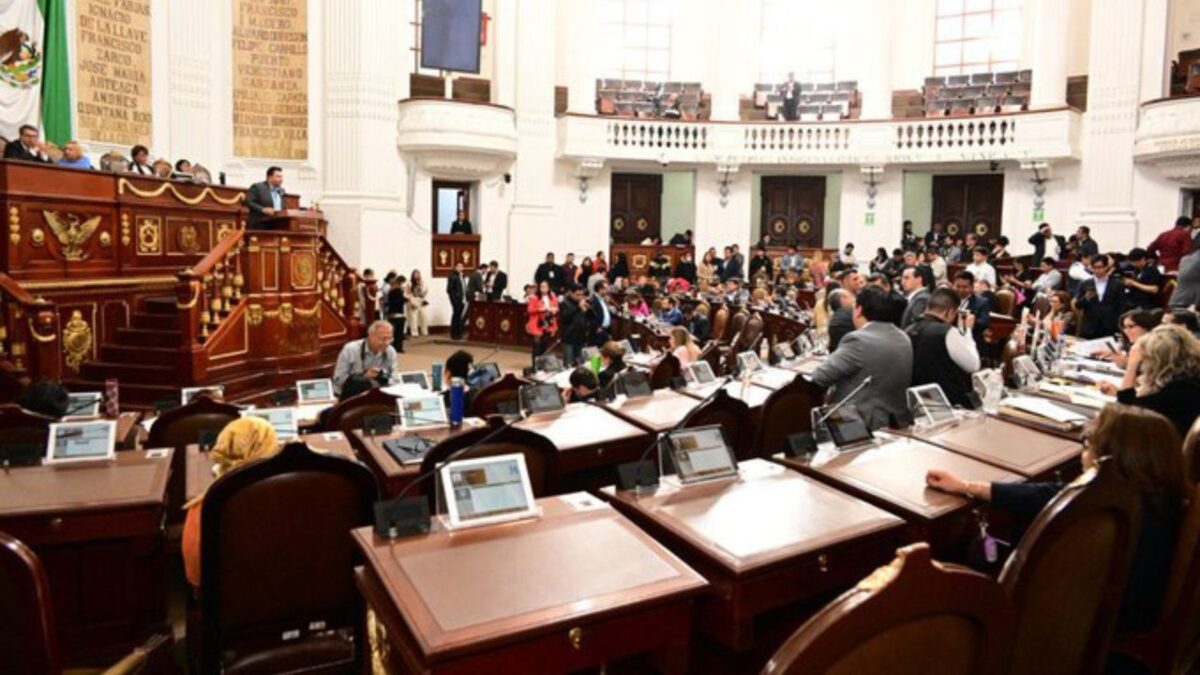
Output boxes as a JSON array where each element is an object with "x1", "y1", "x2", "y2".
[
  {"x1": 903, "y1": 415, "x2": 1083, "y2": 481},
  {"x1": 774, "y1": 435, "x2": 1021, "y2": 559},
  {"x1": 185, "y1": 431, "x2": 360, "y2": 502},
  {"x1": 516, "y1": 403, "x2": 653, "y2": 483},
  {"x1": 0, "y1": 450, "x2": 171, "y2": 665},
  {"x1": 349, "y1": 419, "x2": 487, "y2": 497},
  {"x1": 680, "y1": 380, "x2": 773, "y2": 410},
  {"x1": 604, "y1": 389, "x2": 700, "y2": 432},
  {"x1": 353, "y1": 495, "x2": 707, "y2": 674},
  {"x1": 600, "y1": 460, "x2": 905, "y2": 650},
  {"x1": 778, "y1": 354, "x2": 825, "y2": 378},
  {"x1": 745, "y1": 366, "x2": 798, "y2": 391}
]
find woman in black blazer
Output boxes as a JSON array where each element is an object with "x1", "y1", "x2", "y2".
[
  {"x1": 926, "y1": 404, "x2": 1188, "y2": 633},
  {"x1": 1098, "y1": 324, "x2": 1200, "y2": 437}
]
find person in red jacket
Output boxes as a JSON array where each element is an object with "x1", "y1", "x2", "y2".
[
  {"x1": 1147, "y1": 216, "x2": 1196, "y2": 271},
  {"x1": 526, "y1": 280, "x2": 559, "y2": 359}
]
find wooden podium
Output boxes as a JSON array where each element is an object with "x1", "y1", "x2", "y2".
[
  {"x1": 261, "y1": 209, "x2": 326, "y2": 234},
  {"x1": 431, "y1": 233, "x2": 481, "y2": 277}
]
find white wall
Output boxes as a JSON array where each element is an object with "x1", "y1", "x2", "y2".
[
  {"x1": 1169, "y1": 0, "x2": 1200, "y2": 56},
  {"x1": 902, "y1": 172, "x2": 934, "y2": 234},
  {"x1": 661, "y1": 171, "x2": 695, "y2": 240}
]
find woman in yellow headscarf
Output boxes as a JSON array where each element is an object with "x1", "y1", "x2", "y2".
[{"x1": 181, "y1": 416, "x2": 280, "y2": 587}]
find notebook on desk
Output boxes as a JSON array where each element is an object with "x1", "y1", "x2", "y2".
[{"x1": 382, "y1": 436, "x2": 435, "y2": 465}]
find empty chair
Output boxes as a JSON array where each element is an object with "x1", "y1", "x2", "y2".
[
  {"x1": 950, "y1": 99, "x2": 974, "y2": 116},
  {"x1": 1017, "y1": 69, "x2": 1033, "y2": 83},
  {"x1": 815, "y1": 82, "x2": 835, "y2": 92},
  {"x1": 937, "y1": 85, "x2": 961, "y2": 101},
  {"x1": 924, "y1": 76, "x2": 946, "y2": 88},
  {"x1": 999, "y1": 459, "x2": 1142, "y2": 674},
  {"x1": 961, "y1": 85, "x2": 985, "y2": 98},
  {"x1": 739, "y1": 313, "x2": 765, "y2": 352},
  {"x1": 418, "y1": 417, "x2": 560, "y2": 511},
  {"x1": 321, "y1": 387, "x2": 399, "y2": 434},
  {"x1": 970, "y1": 72, "x2": 994, "y2": 85},
  {"x1": 754, "y1": 83, "x2": 774, "y2": 107},
  {"x1": 193, "y1": 443, "x2": 378, "y2": 673},
  {"x1": 992, "y1": 288, "x2": 1016, "y2": 317},
  {"x1": 836, "y1": 80, "x2": 857, "y2": 91},
  {"x1": 711, "y1": 306, "x2": 730, "y2": 345},
  {"x1": 0, "y1": 532, "x2": 172, "y2": 674},
  {"x1": 615, "y1": 101, "x2": 635, "y2": 116},
  {"x1": 678, "y1": 93, "x2": 701, "y2": 119},
  {"x1": 926, "y1": 101, "x2": 948, "y2": 117},
  {"x1": 994, "y1": 71, "x2": 1018, "y2": 84},
  {"x1": 830, "y1": 91, "x2": 851, "y2": 103},
  {"x1": 754, "y1": 376, "x2": 825, "y2": 455},
  {"x1": 799, "y1": 104, "x2": 823, "y2": 121},
  {"x1": 763, "y1": 544, "x2": 1015, "y2": 675},
  {"x1": 822, "y1": 103, "x2": 847, "y2": 119},
  {"x1": 1011, "y1": 81, "x2": 1032, "y2": 96},
  {"x1": 148, "y1": 396, "x2": 242, "y2": 516},
  {"x1": 986, "y1": 83, "x2": 1011, "y2": 97},
  {"x1": 947, "y1": 74, "x2": 970, "y2": 86},
  {"x1": 1000, "y1": 95, "x2": 1026, "y2": 112},
  {"x1": 686, "y1": 388, "x2": 754, "y2": 460},
  {"x1": 726, "y1": 311, "x2": 749, "y2": 345}
]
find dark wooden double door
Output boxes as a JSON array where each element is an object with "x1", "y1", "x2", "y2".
[
  {"x1": 761, "y1": 176, "x2": 825, "y2": 247},
  {"x1": 931, "y1": 174, "x2": 1004, "y2": 240},
  {"x1": 611, "y1": 173, "x2": 662, "y2": 243}
]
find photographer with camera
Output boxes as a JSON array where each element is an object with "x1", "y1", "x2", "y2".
[{"x1": 332, "y1": 321, "x2": 397, "y2": 394}]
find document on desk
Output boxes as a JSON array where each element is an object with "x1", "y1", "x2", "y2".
[
  {"x1": 1068, "y1": 337, "x2": 1117, "y2": 357},
  {"x1": 1002, "y1": 396, "x2": 1088, "y2": 426},
  {"x1": 1037, "y1": 382, "x2": 1115, "y2": 409}
]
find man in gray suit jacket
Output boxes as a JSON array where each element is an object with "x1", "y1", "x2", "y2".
[
  {"x1": 899, "y1": 266, "x2": 931, "y2": 328},
  {"x1": 245, "y1": 166, "x2": 286, "y2": 229},
  {"x1": 811, "y1": 286, "x2": 914, "y2": 430},
  {"x1": 1172, "y1": 249, "x2": 1200, "y2": 309}
]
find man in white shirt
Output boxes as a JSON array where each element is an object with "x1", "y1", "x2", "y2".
[
  {"x1": 1030, "y1": 257, "x2": 1063, "y2": 297},
  {"x1": 924, "y1": 248, "x2": 947, "y2": 285},
  {"x1": 1067, "y1": 252, "x2": 1094, "y2": 296},
  {"x1": 963, "y1": 246, "x2": 997, "y2": 287}
]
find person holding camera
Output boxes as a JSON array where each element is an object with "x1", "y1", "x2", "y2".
[
  {"x1": 558, "y1": 285, "x2": 590, "y2": 366},
  {"x1": 527, "y1": 280, "x2": 559, "y2": 361},
  {"x1": 905, "y1": 288, "x2": 980, "y2": 408},
  {"x1": 405, "y1": 269, "x2": 429, "y2": 337},
  {"x1": 332, "y1": 321, "x2": 397, "y2": 394}
]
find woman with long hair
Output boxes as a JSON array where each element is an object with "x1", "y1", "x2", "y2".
[
  {"x1": 1098, "y1": 324, "x2": 1200, "y2": 436},
  {"x1": 578, "y1": 256, "x2": 594, "y2": 283},
  {"x1": 406, "y1": 269, "x2": 429, "y2": 337},
  {"x1": 526, "y1": 280, "x2": 559, "y2": 358},
  {"x1": 927, "y1": 404, "x2": 1187, "y2": 632},
  {"x1": 699, "y1": 247, "x2": 721, "y2": 287},
  {"x1": 1096, "y1": 308, "x2": 1162, "y2": 367},
  {"x1": 1026, "y1": 290, "x2": 1074, "y2": 336},
  {"x1": 669, "y1": 326, "x2": 701, "y2": 366}
]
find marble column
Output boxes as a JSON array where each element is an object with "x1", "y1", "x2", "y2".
[{"x1": 1029, "y1": 0, "x2": 1069, "y2": 109}]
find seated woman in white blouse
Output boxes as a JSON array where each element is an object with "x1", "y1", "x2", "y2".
[{"x1": 669, "y1": 326, "x2": 701, "y2": 367}]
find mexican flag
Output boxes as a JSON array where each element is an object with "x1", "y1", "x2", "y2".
[{"x1": 0, "y1": 0, "x2": 68, "y2": 144}]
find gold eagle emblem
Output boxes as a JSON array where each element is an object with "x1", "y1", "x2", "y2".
[{"x1": 42, "y1": 211, "x2": 103, "y2": 261}]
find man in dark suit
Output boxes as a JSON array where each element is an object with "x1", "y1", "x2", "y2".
[
  {"x1": 781, "y1": 72, "x2": 801, "y2": 121},
  {"x1": 589, "y1": 280, "x2": 613, "y2": 346},
  {"x1": 1027, "y1": 222, "x2": 1066, "y2": 266},
  {"x1": 466, "y1": 263, "x2": 486, "y2": 300},
  {"x1": 1075, "y1": 225, "x2": 1100, "y2": 258},
  {"x1": 485, "y1": 260, "x2": 507, "y2": 300},
  {"x1": 826, "y1": 289, "x2": 855, "y2": 352},
  {"x1": 535, "y1": 252, "x2": 563, "y2": 293},
  {"x1": 447, "y1": 263, "x2": 466, "y2": 340},
  {"x1": 449, "y1": 210, "x2": 473, "y2": 234},
  {"x1": 4, "y1": 125, "x2": 48, "y2": 163},
  {"x1": 1074, "y1": 254, "x2": 1127, "y2": 339},
  {"x1": 899, "y1": 265, "x2": 931, "y2": 328},
  {"x1": 245, "y1": 166, "x2": 286, "y2": 229}
]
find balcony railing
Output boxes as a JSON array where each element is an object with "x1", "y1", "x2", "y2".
[
  {"x1": 558, "y1": 107, "x2": 1081, "y2": 166},
  {"x1": 1134, "y1": 94, "x2": 1200, "y2": 184}
]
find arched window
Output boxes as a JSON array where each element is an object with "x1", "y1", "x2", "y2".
[
  {"x1": 599, "y1": 0, "x2": 672, "y2": 82},
  {"x1": 934, "y1": 0, "x2": 1022, "y2": 76},
  {"x1": 758, "y1": 0, "x2": 836, "y2": 84}
]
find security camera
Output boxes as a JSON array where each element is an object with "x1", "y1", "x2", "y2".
[
  {"x1": 989, "y1": 160, "x2": 999, "y2": 172},
  {"x1": 660, "y1": 159, "x2": 670, "y2": 168},
  {"x1": 503, "y1": 172, "x2": 511, "y2": 184}
]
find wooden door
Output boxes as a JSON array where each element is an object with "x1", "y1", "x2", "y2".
[
  {"x1": 931, "y1": 174, "x2": 1004, "y2": 240},
  {"x1": 760, "y1": 176, "x2": 826, "y2": 247},
  {"x1": 611, "y1": 173, "x2": 662, "y2": 244}
]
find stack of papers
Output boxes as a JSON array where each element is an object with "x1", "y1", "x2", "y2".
[{"x1": 1001, "y1": 395, "x2": 1089, "y2": 429}]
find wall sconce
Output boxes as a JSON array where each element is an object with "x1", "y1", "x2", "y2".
[
  {"x1": 716, "y1": 162, "x2": 738, "y2": 208},
  {"x1": 860, "y1": 165, "x2": 883, "y2": 210},
  {"x1": 575, "y1": 157, "x2": 604, "y2": 204},
  {"x1": 1021, "y1": 160, "x2": 1050, "y2": 215}
]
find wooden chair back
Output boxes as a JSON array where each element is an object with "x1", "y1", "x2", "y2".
[
  {"x1": 998, "y1": 460, "x2": 1141, "y2": 675},
  {"x1": 697, "y1": 342, "x2": 723, "y2": 376},
  {"x1": 754, "y1": 377, "x2": 825, "y2": 455},
  {"x1": 0, "y1": 532, "x2": 59, "y2": 675},
  {"x1": 1186, "y1": 416, "x2": 1200, "y2": 484},
  {"x1": 323, "y1": 387, "x2": 399, "y2": 433},
  {"x1": 739, "y1": 312, "x2": 764, "y2": 351},
  {"x1": 469, "y1": 373, "x2": 526, "y2": 417},
  {"x1": 685, "y1": 388, "x2": 754, "y2": 461},
  {"x1": 648, "y1": 353, "x2": 681, "y2": 390},
  {"x1": 1112, "y1": 484, "x2": 1200, "y2": 674},
  {"x1": 0, "y1": 404, "x2": 53, "y2": 449},
  {"x1": 418, "y1": 418, "x2": 560, "y2": 511},
  {"x1": 763, "y1": 544, "x2": 1014, "y2": 675},
  {"x1": 198, "y1": 443, "x2": 378, "y2": 674},
  {"x1": 148, "y1": 396, "x2": 242, "y2": 516},
  {"x1": 711, "y1": 305, "x2": 730, "y2": 344},
  {"x1": 993, "y1": 288, "x2": 1016, "y2": 317},
  {"x1": 727, "y1": 310, "x2": 748, "y2": 344},
  {"x1": 1071, "y1": 306, "x2": 1085, "y2": 337}
]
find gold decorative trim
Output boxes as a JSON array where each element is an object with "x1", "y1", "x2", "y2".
[
  {"x1": 8, "y1": 206, "x2": 19, "y2": 246},
  {"x1": 176, "y1": 284, "x2": 201, "y2": 310},
  {"x1": 137, "y1": 216, "x2": 162, "y2": 255},
  {"x1": 120, "y1": 213, "x2": 132, "y2": 247},
  {"x1": 98, "y1": 231, "x2": 112, "y2": 248},
  {"x1": 118, "y1": 178, "x2": 245, "y2": 206},
  {"x1": 62, "y1": 310, "x2": 92, "y2": 372},
  {"x1": 247, "y1": 303, "x2": 264, "y2": 326},
  {"x1": 27, "y1": 319, "x2": 56, "y2": 343},
  {"x1": 30, "y1": 228, "x2": 45, "y2": 246},
  {"x1": 21, "y1": 275, "x2": 177, "y2": 290}
]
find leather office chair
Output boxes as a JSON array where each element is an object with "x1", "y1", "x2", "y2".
[
  {"x1": 148, "y1": 396, "x2": 241, "y2": 519},
  {"x1": 726, "y1": 310, "x2": 748, "y2": 345},
  {"x1": 711, "y1": 305, "x2": 729, "y2": 345},
  {"x1": 993, "y1": 288, "x2": 1016, "y2": 318},
  {"x1": 648, "y1": 353, "x2": 680, "y2": 390},
  {"x1": 763, "y1": 543, "x2": 1014, "y2": 675},
  {"x1": 998, "y1": 460, "x2": 1141, "y2": 675},
  {"x1": 322, "y1": 387, "x2": 398, "y2": 433},
  {"x1": 468, "y1": 373, "x2": 526, "y2": 418},
  {"x1": 685, "y1": 388, "x2": 753, "y2": 461},
  {"x1": 418, "y1": 417, "x2": 559, "y2": 512},
  {"x1": 754, "y1": 377, "x2": 825, "y2": 456},
  {"x1": 1111, "y1": 484, "x2": 1200, "y2": 674},
  {"x1": 0, "y1": 403, "x2": 54, "y2": 449},
  {"x1": 0, "y1": 532, "x2": 172, "y2": 674},
  {"x1": 740, "y1": 312, "x2": 764, "y2": 351},
  {"x1": 195, "y1": 442, "x2": 378, "y2": 675},
  {"x1": 1185, "y1": 417, "x2": 1200, "y2": 485}
]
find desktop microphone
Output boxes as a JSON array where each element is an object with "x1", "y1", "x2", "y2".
[
  {"x1": 814, "y1": 375, "x2": 873, "y2": 427},
  {"x1": 61, "y1": 395, "x2": 104, "y2": 418},
  {"x1": 616, "y1": 374, "x2": 733, "y2": 491},
  {"x1": 377, "y1": 408, "x2": 529, "y2": 538}
]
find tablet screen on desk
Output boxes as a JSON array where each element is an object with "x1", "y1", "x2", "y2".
[
  {"x1": 684, "y1": 361, "x2": 715, "y2": 384},
  {"x1": 46, "y1": 420, "x2": 116, "y2": 464},
  {"x1": 64, "y1": 392, "x2": 103, "y2": 419},
  {"x1": 398, "y1": 395, "x2": 448, "y2": 430},
  {"x1": 296, "y1": 378, "x2": 335, "y2": 404},
  {"x1": 520, "y1": 382, "x2": 564, "y2": 415},
  {"x1": 665, "y1": 425, "x2": 737, "y2": 484},
  {"x1": 619, "y1": 370, "x2": 652, "y2": 399},
  {"x1": 737, "y1": 351, "x2": 765, "y2": 375},
  {"x1": 908, "y1": 384, "x2": 956, "y2": 426},
  {"x1": 399, "y1": 371, "x2": 430, "y2": 389},
  {"x1": 440, "y1": 453, "x2": 537, "y2": 529},
  {"x1": 535, "y1": 353, "x2": 564, "y2": 374},
  {"x1": 822, "y1": 405, "x2": 873, "y2": 449},
  {"x1": 182, "y1": 386, "x2": 224, "y2": 404},
  {"x1": 241, "y1": 407, "x2": 299, "y2": 441},
  {"x1": 467, "y1": 362, "x2": 501, "y2": 389}
]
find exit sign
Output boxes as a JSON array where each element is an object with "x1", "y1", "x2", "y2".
[{"x1": 864, "y1": 212, "x2": 875, "y2": 225}]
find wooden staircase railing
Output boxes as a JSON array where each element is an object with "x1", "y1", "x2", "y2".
[
  {"x1": 0, "y1": 272, "x2": 60, "y2": 381},
  {"x1": 317, "y1": 235, "x2": 373, "y2": 331},
  {"x1": 175, "y1": 229, "x2": 247, "y2": 348}
]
